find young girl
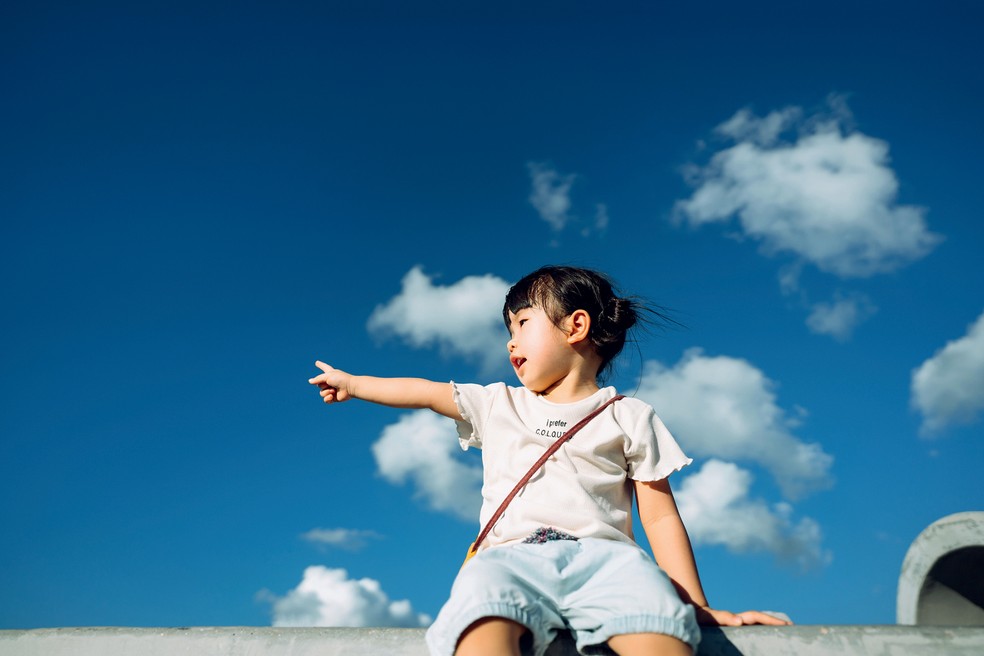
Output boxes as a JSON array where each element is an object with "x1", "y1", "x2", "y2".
[{"x1": 309, "y1": 265, "x2": 789, "y2": 656}]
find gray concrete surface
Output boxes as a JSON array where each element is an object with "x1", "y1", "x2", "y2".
[
  {"x1": 897, "y1": 511, "x2": 984, "y2": 625},
  {"x1": 3, "y1": 626, "x2": 984, "y2": 655},
  {"x1": 6, "y1": 512, "x2": 983, "y2": 654}
]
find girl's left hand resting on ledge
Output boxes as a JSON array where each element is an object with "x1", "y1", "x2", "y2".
[{"x1": 695, "y1": 606, "x2": 792, "y2": 626}]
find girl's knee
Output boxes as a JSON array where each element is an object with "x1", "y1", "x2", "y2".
[
  {"x1": 607, "y1": 632, "x2": 693, "y2": 656},
  {"x1": 455, "y1": 617, "x2": 529, "y2": 656}
]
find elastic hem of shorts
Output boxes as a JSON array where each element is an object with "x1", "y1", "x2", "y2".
[
  {"x1": 578, "y1": 614, "x2": 701, "y2": 652},
  {"x1": 425, "y1": 602, "x2": 544, "y2": 656}
]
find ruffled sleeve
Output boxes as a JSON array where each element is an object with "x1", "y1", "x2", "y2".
[
  {"x1": 451, "y1": 381, "x2": 499, "y2": 451},
  {"x1": 622, "y1": 402, "x2": 693, "y2": 481}
]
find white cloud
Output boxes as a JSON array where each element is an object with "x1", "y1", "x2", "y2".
[
  {"x1": 778, "y1": 261, "x2": 805, "y2": 297},
  {"x1": 674, "y1": 101, "x2": 941, "y2": 279},
  {"x1": 595, "y1": 203, "x2": 609, "y2": 230},
  {"x1": 301, "y1": 528, "x2": 382, "y2": 551},
  {"x1": 367, "y1": 266, "x2": 511, "y2": 372},
  {"x1": 372, "y1": 410, "x2": 483, "y2": 521},
  {"x1": 528, "y1": 161, "x2": 576, "y2": 231},
  {"x1": 636, "y1": 349, "x2": 833, "y2": 499},
  {"x1": 714, "y1": 106, "x2": 802, "y2": 146},
  {"x1": 806, "y1": 293, "x2": 877, "y2": 341},
  {"x1": 676, "y1": 460, "x2": 830, "y2": 570},
  {"x1": 585, "y1": 203, "x2": 609, "y2": 236},
  {"x1": 911, "y1": 310, "x2": 984, "y2": 435},
  {"x1": 265, "y1": 566, "x2": 430, "y2": 627}
]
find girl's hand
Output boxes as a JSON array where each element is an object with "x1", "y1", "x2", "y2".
[
  {"x1": 308, "y1": 361, "x2": 353, "y2": 404},
  {"x1": 695, "y1": 606, "x2": 792, "y2": 626}
]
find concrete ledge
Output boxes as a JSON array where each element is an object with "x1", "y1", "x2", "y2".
[{"x1": 3, "y1": 626, "x2": 984, "y2": 655}]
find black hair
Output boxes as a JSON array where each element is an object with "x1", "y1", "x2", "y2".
[{"x1": 503, "y1": 265, "x2": 673, "y2": 380}]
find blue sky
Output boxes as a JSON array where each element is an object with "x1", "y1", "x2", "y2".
[{"x1": 2, "y1": 0, "x2": 983, "y2": 630}]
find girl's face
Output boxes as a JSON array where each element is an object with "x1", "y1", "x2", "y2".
[{"x1": 506, "y1": 305, "x2": 577, "y2": 394}]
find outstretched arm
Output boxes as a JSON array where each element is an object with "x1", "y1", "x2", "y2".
[
  {"x1": 308, "y1": 360, "x2": 462, "y2": 420},
  {"x1": 635, "y1": 478, "x2": 792, "y2": 627}
]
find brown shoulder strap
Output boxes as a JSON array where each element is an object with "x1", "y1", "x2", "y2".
[{"x1": 471, "y1": 394, "x2": 625, "y2": 551}]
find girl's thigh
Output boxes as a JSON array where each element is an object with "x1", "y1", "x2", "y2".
[
  {"x1": 425, "y1": 545, "x2": 568, "y2": 656},
  {"x1": 560, "y1": 540, "x2": 701, "y2": 653}
]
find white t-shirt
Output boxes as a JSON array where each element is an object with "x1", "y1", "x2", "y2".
[{"x1": 453, "y1": 382, "x2": 692, "y2": 552}]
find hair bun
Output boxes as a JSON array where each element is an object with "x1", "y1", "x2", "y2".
[{"x1": 604, "y1": 297, "x2": 637, "y2": 331}]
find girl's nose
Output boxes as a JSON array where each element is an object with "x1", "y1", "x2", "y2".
[{"x1": 506, "y1": 337, "x2": 516, "y2": 352}]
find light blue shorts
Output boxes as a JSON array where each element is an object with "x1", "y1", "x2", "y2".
[{"x1": 425, "y1": 538, "x2": 700, "y2": 656}]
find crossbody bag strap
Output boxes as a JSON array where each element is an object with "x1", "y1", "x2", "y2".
[{"x1": 470, "y1": 393, "x2": 625, "y2": 552}]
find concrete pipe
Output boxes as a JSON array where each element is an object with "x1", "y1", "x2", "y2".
[{"x1": 898, "y1": 511, "x2": 984, "y2": 625}]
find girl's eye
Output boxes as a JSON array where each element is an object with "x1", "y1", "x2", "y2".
[{"x1": 519, "y1": 319, "x2": 527, "y2": 327}]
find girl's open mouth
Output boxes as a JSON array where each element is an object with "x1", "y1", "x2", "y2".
[{"x1": 511, "y1": 357, "x2": 526, "y2": 370}]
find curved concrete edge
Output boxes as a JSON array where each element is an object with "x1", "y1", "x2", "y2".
[
  {"x1": 897, "y1": 511, "x2": 984, "y2": 624},
  {"x1": 2, "y1": 626, "x2": 984, "y2": 656}
]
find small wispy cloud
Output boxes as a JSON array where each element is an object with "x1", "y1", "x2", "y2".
[
  {"x1": 301, "y1": 528, "x2": 382, "y2": 551},
  {"x1": 527, "y1": 162, "x2": 610, "y2": 240},
  {"x1": 911, "y1": 310, "x2": 984, "y2": 436},
  {"x1": 587, "y1": 203, "x2": 609, "y2": 236},
  {"x1": 262, "y1": 566, "x2": 430, "y2": 627},
  {"x1": 806, "y1": 293, "x2": 877, "y2": 342},
  {"x1": 367, "y1": 266, "x2": 511, "y2": 373},
  {"x1": 527, "y1": 161, "x2": 576, "y2": 231}
]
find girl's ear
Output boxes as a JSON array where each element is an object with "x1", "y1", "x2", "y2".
[{"x1": 566, "y1": 309, "x2": 592, "y2": 344}]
